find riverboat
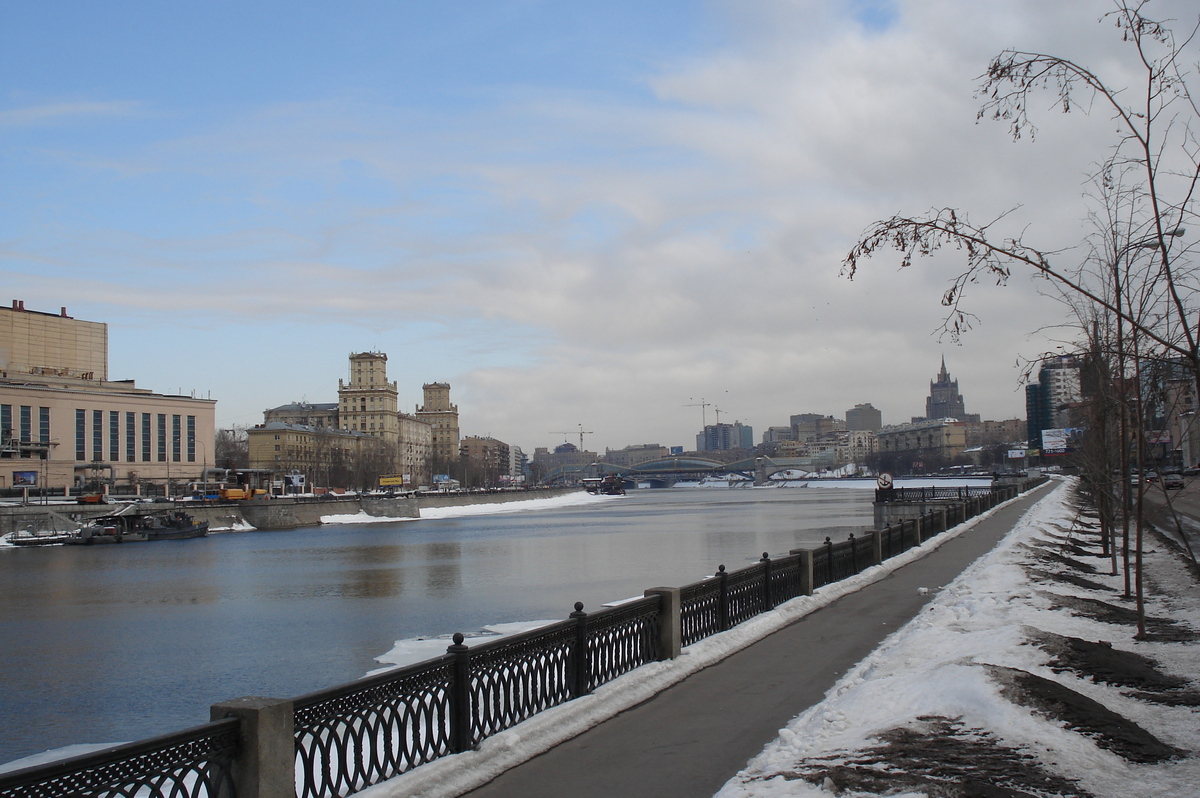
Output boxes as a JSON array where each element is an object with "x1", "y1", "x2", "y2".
[
  {"x1": 67, "y1": 515, "x2": 149, "y2": 545},
  {"x1": 65, "y1": 510, "x2": 208, "y2": 545},
  {"x1": 144, "y1": 511, "x2": 209, "y2": 541},
  {"x1": 3, "y1": 529, "x2": 80, "y2": 547},
  {"x1": 583, "y1": 475, "x2": 627, "y2": 495}
]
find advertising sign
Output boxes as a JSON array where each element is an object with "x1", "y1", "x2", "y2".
[
  {"x1": 12, "y1": 470, "x2": 37, "y2": 486},
  {"x1": 378, "y1": 475, "x2": 405, "y2": 487},
  {"x1": 284, "y1": 474, "x2": 306, "y2": 487},
  {"x1": 1007, "y1": 449, "x2": 1026, "y2": 459},
  {"x1": 433, "y1": 474, "x2": 451, "y2": 483},
  {"x1": 1041, "y1": 429, "x2": 1068, "y2": 455}
]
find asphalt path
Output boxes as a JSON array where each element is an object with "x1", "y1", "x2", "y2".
[{"x1": 463, "y1": 481, "x2": 1058, "y2": 798}]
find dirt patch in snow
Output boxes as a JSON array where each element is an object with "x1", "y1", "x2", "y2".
[
  {"x1": 1036, "y1": 591, "x2": 1200, "y2": 641},
  {"x1": 986, "y1": 664, "x2": 1186, "y2": 763},
  {"x1": 1028, "y1": 629, "x2": 1187, "y2": 690},
  {"x1": 1025, "y1": 567, "x2": 1110, "y2": 593},
  {"x1": 1024, "y1": 546, "x2": 1100, "y2": 574},
  {"x1": 766, "y1": 716, "x2": 1092, "y2": 798}
]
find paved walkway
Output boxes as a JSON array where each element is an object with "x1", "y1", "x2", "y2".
[{"x1": 463, "y1": 481, "x2": 1059, "y2": 798}]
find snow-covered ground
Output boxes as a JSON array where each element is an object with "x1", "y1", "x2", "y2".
[
  {"x1": 360, "y1": 482, "x2": 1063, "y2": 798},
  {"x1": 717, "y1": 478, "x2": 1200, "y2": 798},
  {"x1": 319, "y1": 491, "x2": 617, "y2": 525}
]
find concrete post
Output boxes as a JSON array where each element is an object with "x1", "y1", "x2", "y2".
[
  {"x1": 645, "y1": 587, "x2": 681, "y2": 660},
  {"x1": 789, "y1": 548, "x2": 814, "y2": 596},
  {"x1": 870, "y1": 528, "x2": 883, "y2": 566},
  {"x1": 210, "y1": 697, "x2": 295, "y2": 798}
]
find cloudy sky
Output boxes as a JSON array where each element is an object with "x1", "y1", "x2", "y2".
[{"x1": 3, "y1": 1, "x2": 1192, "y2": 454}]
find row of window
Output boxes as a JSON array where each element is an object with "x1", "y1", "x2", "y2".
[
  {"x1": 0, "y1": 404, "x2": 51, "y2": 457},
  {"x1": 69, "y1": 409, "x2": 197, "y2": 463}
]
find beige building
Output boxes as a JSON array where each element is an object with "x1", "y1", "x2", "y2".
[
  {"x1": 0, "y1": 301, "x2": 215, "y2": 493},
  {"x1": 339, "y1": 352, "x2": 401, "y2": 439},
  {"x1": 247, "y1": 422, "x2": 378, "y2": 489},
  {"x1": 263, "y1": 401, "x2": 338, "y2": 429},
  {"x1": 876, "y1": 419, "x2": 968, "y2": 460},
  {"x1": 415, "y1": 382, "x2": 460, "y2": 464},
  {"x1": 603, "y1": 444, "x2": 669, "y2": 467}
]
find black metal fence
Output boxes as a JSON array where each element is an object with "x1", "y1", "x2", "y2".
[
  {"x1": 0, "y1": 477, "x2": 1045, "y2": 798},
  {"x1": 0, "y1": 718, "x2": 239, "y2": 798},
  {"x1": 291, "y1": 596, "x2": 660, "y2": 798}
]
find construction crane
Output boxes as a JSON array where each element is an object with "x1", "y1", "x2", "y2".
[
  {"x1": 550, "y1": 424, "x2": 594, "y2": 451},
  {"x1": 683, "y1": 397, "x2": 711, "y2": 428}
]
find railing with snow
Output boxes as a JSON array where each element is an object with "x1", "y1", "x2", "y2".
[
  {"x1": 0, "y1": 478, "x2": 1044, "y2": 798},
  {"x1": 0, "y1": 718, "x2": 239, "y2": 798}
]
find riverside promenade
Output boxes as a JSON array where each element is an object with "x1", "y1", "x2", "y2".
[{"x1": 452, "y1": 480, "x2": 1059, "y2": 798}]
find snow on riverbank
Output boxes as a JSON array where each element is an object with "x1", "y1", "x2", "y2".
[
  {"x1": 716, "y1": 478, "x2": 1200, "y2": 798},
  {"x1": 360, "y1": 483, "x2": 1052, "y2": 798},
  {"x1": 320, "y1": 491, "x2": 618, "y2": 525}
]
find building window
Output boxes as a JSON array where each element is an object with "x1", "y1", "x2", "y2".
[
  {"x1": 157, "y1": 414, "x2": 167, "y2": 462},
  {"x1": 187, "y1": 416, "x2": 196, "y2": 463},
  {"x1": 172, "y1": 415, "x2": 181, "y2": 462},
  {"x1": 1, "y1": 405, "x2": 10, "y2": 447},
  {"x1": 92, "y1": 410, "x2": 102, "y2": 460},
  {"x1": 110, "y1": 411, "x2": 120, "y2": 462},
  {"x1": 126, "y1": 412, "x2": 136, "y2": 462},
  {"x1": 142, "y1": 414, "x2": 152, "y2": 462},
  {"x1": 20, "y1": 406, "x2": 32, "y2": 444},
  {"x1": 39, "y1": 407, "x2": 50, "y2": 445},
  {"x1": 76, "y1": 410, "x2": 86, "y2": 461}
]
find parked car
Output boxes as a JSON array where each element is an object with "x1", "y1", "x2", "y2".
[{"x1": 1164, "y1": 473, "x2": 1186, "y2": 490}]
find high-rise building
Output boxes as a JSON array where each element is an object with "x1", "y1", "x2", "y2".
[
  {"x1": 923, "y1": 357, "x2": 980, "y2": 422},
  {"x1": 416, "y1": 382, "x2": 460, "y2": 464},
  {"x1": 1026, "y1": 355, "x2": 1082, "y2": 447},
  {"x1": 845, "y1": 403, "x2": 882, "y2": 432},
  {"x1": 697, "y1": 421, "x2": 754, "y2": 451}
]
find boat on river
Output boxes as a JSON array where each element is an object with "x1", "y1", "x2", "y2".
[
  {"x1": 67, "y1": 510, "x2": 208, "y2": 545},
  {"x1": 3, "y1": 529, "x2": 80, "y2": 547},
  {"x1": 144, "y1": 511, "x2": 209, "y2": 541}
]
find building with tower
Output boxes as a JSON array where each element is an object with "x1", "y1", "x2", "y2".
[
  {"x1": 921, "y1": 358, "x2": 980, "y2": 423},
  {"x1": 416, "y1": 382, "x2": 460, "y2": 465}
]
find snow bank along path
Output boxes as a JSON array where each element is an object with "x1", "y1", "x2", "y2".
[
  {"x1": 363, "y1": 481, "x2": 1057, "y2": 798},
  {"x1": 716, "y1": 477, "x2": 1200, "y2": 798}
]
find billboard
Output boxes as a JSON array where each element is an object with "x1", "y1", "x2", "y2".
[
  {"x1": 12, "y1": 470, "x2": 37, "y2": 486},
  {"x1": 378, "y1": 475, "x2": 405, "y2": 487},
  {"x1": 1007, "y1": 449, "x2": 1026, "y2": 459},
  {"x1": 433, "y1": 474, "x2": 451, "y2": 483},
  {"x1": 1041, "y1": 429, "x2": 1069, "y2": 455}
]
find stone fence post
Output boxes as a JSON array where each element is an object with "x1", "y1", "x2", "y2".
[
  {"x1": 645, "y1": 587, "x2": 681, "y2": 660},
  {"x1": 210, "y1": 697, "x2": 295, "y2": 798},
  {"x1": 789, "y1": 548, "x2": 814, "y2": 596}
]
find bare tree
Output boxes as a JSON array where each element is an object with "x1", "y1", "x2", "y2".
[{"x1": 843, "y1": 1, "x2": 1200, "y2": 638}]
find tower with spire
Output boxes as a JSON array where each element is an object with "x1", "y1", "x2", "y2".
[{"x1": 922, "y1": 357, "x2": 979, "y2": 422}]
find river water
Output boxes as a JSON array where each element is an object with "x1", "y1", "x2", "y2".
[{"x1": 0, "y1": 485, "x2": 880, "y2": 765}]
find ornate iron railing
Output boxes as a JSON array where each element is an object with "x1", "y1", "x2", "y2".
[
  {"x1": 292, "y1": 657, "x2": 455, "y2": 798},
  {"x1": 0, "y1": 718, "x2": 239, "y2": 798},
  {"x1": 586, "y1": 596, "x2": 661, "y2": 690},
  {"x1": 875, "y1": 485, "x2": 995, "y2": 502},
  {"x1": 464, "y1": 620, "x2": 577, "y2": 744},
  {"x1": 679, "y1": 577, "x2": 722, "y2": 646}
]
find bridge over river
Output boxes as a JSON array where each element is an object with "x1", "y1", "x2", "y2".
[{"x1": 543, "y1": 455, "x2": 820, "y2": 488}]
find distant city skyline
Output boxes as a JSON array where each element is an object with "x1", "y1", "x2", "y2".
[{"x1": 4, "y1": 2, "x2": 1156, "y2": 451}]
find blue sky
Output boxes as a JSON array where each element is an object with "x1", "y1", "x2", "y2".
[{"x1": 2, "y1": 1, "x2": 1186, "y2": 453}]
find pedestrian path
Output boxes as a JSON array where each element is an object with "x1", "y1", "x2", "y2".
[{"x1": 456, "y1": 481, "x2": 1058, "y2": 798}]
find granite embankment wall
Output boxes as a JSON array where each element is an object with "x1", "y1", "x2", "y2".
[{"x1": 0, "y1": 489, "x2": 578, "y2": 535}]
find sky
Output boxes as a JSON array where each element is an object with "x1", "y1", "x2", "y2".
[{"x1": 3, "y1": 1, "x2": 1195, "y2": 454}]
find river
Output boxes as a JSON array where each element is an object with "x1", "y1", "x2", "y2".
[{"x1": 0, "y1": 484, "x2": 883, "y2": 765}]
